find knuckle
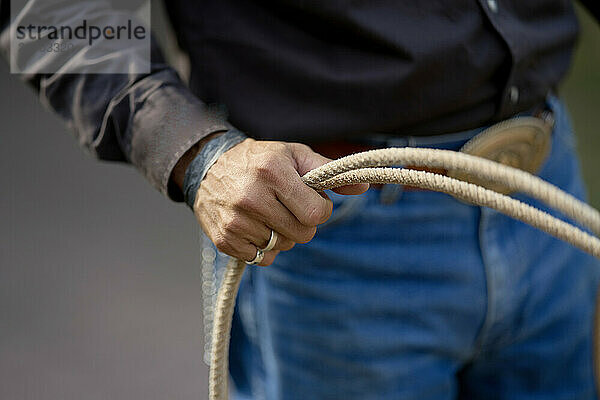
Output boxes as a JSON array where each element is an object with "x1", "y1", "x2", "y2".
[
  {"x1": 223, "y1": 213, "x2": 244, "y2": 234},
  {"x1": 234, "y1": 192, "x2": 258, "y2": 211},
  {"x1": 213, "y1": 233, "x2": 231, "y2": 253},
  {"x1": 290, "y1": 142, "x2": 311, "y2": 153},
  {"x1": 270, "y1": 142, "x2": 289, "y2": 154},
  {"x1": 255, "y1": 153, "x2": 282, "y2": 180}
]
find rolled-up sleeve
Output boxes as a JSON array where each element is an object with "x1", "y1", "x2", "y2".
[
  {"x1": 127, "y1": 73, "x2": 232, "y2": 199},
  {"x1": 0, "y1": 0, "x2": 231, "y2": 200}
]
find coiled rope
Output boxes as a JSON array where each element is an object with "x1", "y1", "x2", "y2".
[{"x1": 209, "y1": 147, "x2": 600, "y2": 400}]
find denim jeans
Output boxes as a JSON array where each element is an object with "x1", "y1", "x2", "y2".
[{"x1": 201, "y1": 96, "x2": 600, "y2": 399}]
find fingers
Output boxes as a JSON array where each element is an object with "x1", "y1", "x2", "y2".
[
  {"x1": 195, "y1": 139, "x2": 371, "y2": 268},
  {"x1": 257, "y1": 250, "x2": 280, "y2": 267},
  {"x1": 287, "y1": 142, "x2": 370, "y2": 195},
  {"x1": 212, "y1": 230, "x2": 261, "y2": 263},
  {"x1": 215, "y1": 228, "x2": 282, "y2": 267},
  {"x1": 271, "y1": 235, "x2": 295, "y2": 251},
  {"x1": 227, "y1": 240, "x2": 280, "y2": 267},
  {"x1": 255, "y1": 197, "x2": 319, "y2": 244},
  {"x1": 204, "y1": 207, "x2": 295, "y2": 263},
  {"x1": 242, "y1": 220, "x2": 296, "y2": 252},
  {"x1": 227, "y1": 176, "x2": 319, "y2": 244},
  {"x1": 278, "y1": 181, "x2": 333, "y2": 227},
  {"x1": 213, "y1": 223, "x2": 283, "y2": 267},
  {"x1": 259, "y1": 232, "x2": 296, "y2": 252},
  {"x1": 211, "y1": 224, "x2": 282, "y2": 267},
  {"x1": 273, "y1": 163, "x2": 334, "y2": 227}
]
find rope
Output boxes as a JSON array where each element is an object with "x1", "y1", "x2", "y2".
[
  {"x1": 209, "y1": 258, "x2": 245, "y2": 400},
  {"x1": 303, "y1": 148, "x2": 600, "y2": 236},
  {"x1": 208, "y1": 148, "x2": 600, "y2": 400}
]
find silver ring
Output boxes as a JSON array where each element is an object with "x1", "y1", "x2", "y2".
[
  {"x1": 246, "y1": 248, "x2": 265, "y2": 265},
  {"x1": 260, "y1": 230, "x2": 278, "y2": 252}
]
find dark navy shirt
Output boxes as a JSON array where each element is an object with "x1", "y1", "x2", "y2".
[
  {"x1": 1, "y1": 1, "x2": 598, "y2": 200},
  {"x1": 170, "y1": 0, "x2": 589, "y2": 141}
]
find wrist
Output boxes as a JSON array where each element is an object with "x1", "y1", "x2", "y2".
[
  {"x1": 171, "y1": 131, "x2": 225, "y2": 193},
  {"x1": 181, "y1": 129, "x2": 248, "y2": 208}
]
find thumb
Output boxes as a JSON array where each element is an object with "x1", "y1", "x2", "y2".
[{"x1": 288, "y1": 143, "x2": 370, "y2": 195}]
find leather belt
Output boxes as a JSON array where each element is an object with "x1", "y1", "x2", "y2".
[{"x1": 311, "y1": 109, "x2": 555, "y2": 194}]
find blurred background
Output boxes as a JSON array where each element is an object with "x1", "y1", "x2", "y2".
[
  {"x1": 1, "y1": 3, "x2": 598, "y2": 400},
  {"x1": 562, "y1": 6, "x2": 600, "y2": 207}
]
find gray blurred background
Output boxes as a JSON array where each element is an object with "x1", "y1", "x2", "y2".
[{"x1": 1, "y1": 4, "x2": 598, "y2": 400}]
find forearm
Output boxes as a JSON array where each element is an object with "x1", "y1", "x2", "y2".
[{"x1": 1, "y1": 0, "x2": 232, "y2": 200}]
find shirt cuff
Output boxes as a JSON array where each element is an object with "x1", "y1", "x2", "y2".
[
  {"x1": 129, "y1": 82, "x2": 231, "y2": 200},
  {"x1": 183, "y1": 129, "x2": 248, "y2": 208}
]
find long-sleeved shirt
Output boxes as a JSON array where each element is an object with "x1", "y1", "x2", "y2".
[{"x1": 1, "y1": 1, "x2": 598, "y2": 201}]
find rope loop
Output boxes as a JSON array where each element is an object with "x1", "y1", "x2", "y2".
[{"x1": 209, "y1": 148, "x2": 600, "y2": 400}]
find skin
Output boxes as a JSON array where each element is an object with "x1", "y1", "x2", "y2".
[{"x1": 171, "y1": 134, "x2": 369, "y2": 266}]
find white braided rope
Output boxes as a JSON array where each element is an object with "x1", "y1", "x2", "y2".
[
  {"x1": 209, "y1": 258, "x2": 245, "y2": 400},
  {"x1": 303, "y1": 148, "x2": 600, "y2": 236},
  {"x1": 209, "y1": 148, "x2": 600, "y2": 400}
]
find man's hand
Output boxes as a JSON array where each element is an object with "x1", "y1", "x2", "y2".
[{"x1": 193, "y1": 139, "x2": 368, "y2": 266}]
